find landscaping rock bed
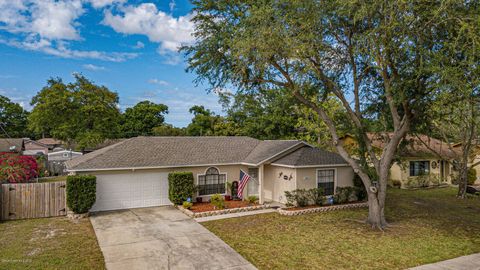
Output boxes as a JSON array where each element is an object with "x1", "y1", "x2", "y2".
[
  {"x1": 177, "y1": 204, "x2": 270, "y2": 218},
  {"x1": 278, "y1": 202, "x2": 368, "y2": 216}
]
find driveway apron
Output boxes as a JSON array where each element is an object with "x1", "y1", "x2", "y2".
[{"x1": 90, "y1": 206, "x2": 256, "y2": 270}]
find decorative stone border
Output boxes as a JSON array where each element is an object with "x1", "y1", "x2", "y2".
[
  {"x1": 278, "y1": 202, "x2": 368, "y2": 216},
  {"x1": 67, "y1": 211, "x2": 89, "y2": 220},
  {"x1": 177, "y1": 204, "x2": 270, "y2": 218}
]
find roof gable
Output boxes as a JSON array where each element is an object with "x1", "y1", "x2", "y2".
[{"x1": 0, "y1": 138, "x2": 24, "y2": 153}]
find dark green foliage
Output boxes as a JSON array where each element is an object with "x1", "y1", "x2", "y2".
[
  {"x1": 122, "y1": 101, "x2": 169, "y2": 137},
  {"x1": 468, "y1": 168, "x2": 477, "y2": 186},
  {"x1": 284, "y1": 189, "x2": 311, "y2": 207},
  {"x1": 0, "y1": 95, "x2": 29, "y2": 138},
  {"x1": 210, "y1": 194, "x2": 225, "y2": 209},
  {"x1": 29, "y1": 75, "x2": 121, "y2": 149},
  {"x1": 182, "y1": 201, "x2": 193, "y2": 209},
  {"x1": 168, "y1": 172, "x2": 196, "y2": 205},
  {"x1": 66, "y1": 175, "x2": 96, "y2": 214},
  {"x1": 246, "y1": 195, "x2": 258, "y2": 204},
  {"x1": 308, "y1": 188, "x2": 324, "y2": 206},
  {"x1": 335, "y1": 187, "x2": 359, "y2": 203}
]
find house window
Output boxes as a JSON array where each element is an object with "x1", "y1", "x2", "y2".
[
  {"x1": 198, "y1": 167, "x2": 226, "y2": 196},
  {"x1": 409, "y1": 161, "x2": 430, "y2": 176},
  {"x1": 317, "y1": 169, "x2": 335, "y2": 196}
]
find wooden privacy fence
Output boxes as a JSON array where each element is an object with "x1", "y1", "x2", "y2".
[{"x1": 0, "y1": 181, "x2": 67, "y2": 220}]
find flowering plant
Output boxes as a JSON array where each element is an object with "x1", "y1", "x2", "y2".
[{"x1": 0, "y1": 152, "x2": 39, "y2": 183}]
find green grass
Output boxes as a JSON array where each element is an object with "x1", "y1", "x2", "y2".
[
  {"x1": 38, "y1": 176, "x2": 68, "y2": 183},
  {"x1": 0, "y1": 217, "x2": 105, "y2": 270},
  {"x1": 202, "y1": 188, "x2": 480, "y2": 270}
]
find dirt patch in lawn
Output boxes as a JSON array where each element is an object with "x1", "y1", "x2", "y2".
[
  {"x1": 190, "y1": 200, "x2": 257, "y2": 212},
  {"x1": 0, "y1": 217, "x2": 105, "y2": 270}
]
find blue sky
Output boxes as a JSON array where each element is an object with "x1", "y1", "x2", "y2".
[{"x1": 0, "y1": 0, "x2": 223, "y2": 127}]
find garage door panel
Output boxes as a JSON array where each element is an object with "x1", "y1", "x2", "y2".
[{"x1": 91, "y1": 172, "x2": 171, "y2": 211}]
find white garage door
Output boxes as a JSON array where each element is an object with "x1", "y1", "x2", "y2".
[{"x1": 91, "y1": 172, "x2": 171, "y2": 211}]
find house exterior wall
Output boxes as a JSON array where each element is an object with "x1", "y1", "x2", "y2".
[
  {"x1": 295, "y1": 166, "x2": 354, "y2": 191},
  {"x1": 470, "y1": 156, "x2": 480, "y2": 185},
  {"x1": 79, "y1": 164, "x2": 253, "y2": 200},
  {"x1": 262, "y1": 165, "x2": 296, "y2": 204},
  {"x1": 390, "y1": 158, "x2": 453, "y2": 187}
]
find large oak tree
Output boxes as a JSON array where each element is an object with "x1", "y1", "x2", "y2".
[{"x1": 183, "y1": 0, "x2": 477, "y2": 228}]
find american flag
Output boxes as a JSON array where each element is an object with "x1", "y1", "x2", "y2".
[{"x1": 237, "y1": 170, "x2": 251, "y2": 199}]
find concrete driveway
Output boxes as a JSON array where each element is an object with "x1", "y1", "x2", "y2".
[{"x1": 90, "y1": 206, "x2": 256, "y2": 270}]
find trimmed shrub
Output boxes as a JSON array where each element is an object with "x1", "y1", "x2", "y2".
[
  {"x1": 66, "y1": 175, "x2": 96, "y2": 214},
  {"x1": 182, "y1": 201, "x2": 193, "y2": 209},
  {"x1": 308, "y1": 187, "x2": 324, "y2": 206},
  {"x1": 168, "y1": 172, "x2": 196, "y2": 205},
  {"x1": 284, "y1": 189, "x2": 310, "y2": 207},
  {"x1": 210, "y1": 194, "x2": 225, "y2": 209}
]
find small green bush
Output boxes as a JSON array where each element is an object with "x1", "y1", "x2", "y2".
[
  {"x1": 168, "y1": 172, "x2": 196, "y2": 205},
  {"x1": 246, "y1": 195, "x2": 258, "y2": 204},
  {"x1": 210, "y1": 194, "x2": 225, "y2": 209},
  {"x1": 182, "y1": 201, "x2": 193, "y2": 209},
  {"x1": 308, "y1": 188, "x2": 324, "y2": 206},
  {"x1": 392, "y1": 180, "x2": 402, "y2": 188},
  {"x1": 284, "y1": 189, "x2": 313, "y2": 207},
  {"x1": 66, "y1": 175, "x2": 96, "y2": 214},
  {"x1": 353, "y1": 174, "x2": 368, "y2": 200}
]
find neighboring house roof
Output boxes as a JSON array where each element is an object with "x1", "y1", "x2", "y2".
[
  {"x1": 24, "y1": 139, "x2": 49, "y2": 151},
  {"x1": 0, "y1": 138, "x2": 24, "y2": 153},
  {"x1": 48, "y1": 150, "x2": 83, "y2": 156},
  {"x1": 37, "y1": 138, "x2": 63, "y2": 146},
  {"x1": 271, "y1": 146, "x2": 348, "y2": 167},
  {"x1": 66, "y1": 136, "x2": 333, "y2": 171},
  {"x1": 343, "y1": 133, "x2": 458, "y2": 159}
]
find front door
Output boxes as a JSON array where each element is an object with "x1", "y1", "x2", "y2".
[{"x1": 247, "y1": 168, "x2": 259, "y2": 196}]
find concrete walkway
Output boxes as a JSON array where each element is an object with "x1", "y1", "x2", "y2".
[
  {"x1": 90, "y1": 206, "x2": 256, "y2": 270},
  {"x1": 195, "y1": 208, "x2": 277, "y2": 222},
  {"x1": 410, "y1": 253, "x2": 480, "y2": 270}
]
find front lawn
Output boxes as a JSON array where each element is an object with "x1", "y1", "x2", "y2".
[
  {"x1": 0, "y1": 217, "x2": 104, "y2": 270},
  {"x1": 202, "y1": 187, "x2": 480, "y2": 270}
]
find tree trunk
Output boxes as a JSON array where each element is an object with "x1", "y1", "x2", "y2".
[
  {"x1": 457, "y1": 164, "x2": 468, "y2": 198},
  {"x1": 365, "y1": 171, "x2": 388, "y2": 229}
]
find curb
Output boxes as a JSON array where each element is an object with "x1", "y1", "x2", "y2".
[{"x1": 176, "y1": 204, "x2": 270, "y2": 218}]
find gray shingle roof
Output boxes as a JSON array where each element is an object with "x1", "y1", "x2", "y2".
[
  {"x1": 271, "y1": 146, "x2": 347, "y2": 166},
  {"x1": 65, "y1": 136, "x2": 345, "y2": 171},
  {"x1": 0, "y1": 138, "x2": 24, "y2": 153}
]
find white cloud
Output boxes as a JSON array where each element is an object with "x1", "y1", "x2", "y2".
[
  {"x1": 0, "y1": 37, "x2": 138, "y2": 62},
  {"x1": 102, "y1": 3, "x2": 195, "y2": 54},
  {"x1": 133, "y1": 41, "x2": 144, "y2": 49},
  {"x1": 0, "y1": 0, "x2": 138, "y2": 62},
  {"x1": 148, "y1": 78, "x2": 169, "y2": 86},
  {"x1": 0, "y1": 0, "x2": 84, "y2": 41},
  {"x1": 86, "y1": 0, "x2": 126, "y2": 9},
  {"x1": 83, "y1": 64, "x2": 106, "y2": 71}
]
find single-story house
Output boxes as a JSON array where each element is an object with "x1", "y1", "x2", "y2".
[
  {"x1": 65, "y1": 136, "x2": 354, "y2": 212},
  {"x1": 341, "y1": 133, "x2": 457, "y2": 188},
  {"x1": 23, "y1": 139, "x2": 49, "y2": 156},
  {"x1": 0, "y1": 138, "x2": 24, "y2": 153}
]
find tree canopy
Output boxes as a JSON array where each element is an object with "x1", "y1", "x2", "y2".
[
  {"x1": 0, "y1": 95, "x2": 29, "y2": 138},
  {"x1": 122, "y1": 100, "x2": 169, "y2": 137}
]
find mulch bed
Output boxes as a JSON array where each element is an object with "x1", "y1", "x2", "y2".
[{"x1": 190, "y1": 200, "x2": 257, "y2": 213}]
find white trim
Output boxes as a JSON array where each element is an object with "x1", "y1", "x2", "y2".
[
  {"x1": 316, "y1": 168, "x2": 337, "y2": 195},
  {"x1": 67, "y1": 162, "x2": 245, "y2": 172},
  {"x1": 270, "y1": 163, "x2": 350, "y2": 169},
  {"x1": 196, "y1": 166, "x2": 228, "y2": 197}
]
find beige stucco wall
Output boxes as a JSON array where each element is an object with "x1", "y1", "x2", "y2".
[
  {"x1": 296, "y1": 166, "x2": 354, "y2": 191},
  {"x1": 263, "y1": 165, "x2": 296, "y2": 204},
  {"x1": 470, "y1": 156, "x2": 480, "y2": 185},
  {"x1": 79, "y1": 164, "x2": 253, "y2": 199},
  {"x1": 390, "y1": 158, "x2": 453, "y2": 187}
]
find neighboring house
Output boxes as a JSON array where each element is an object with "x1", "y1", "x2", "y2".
[
  {"x1": 37, "y1": 138, "x2": 64, "y2": 151},
  {"x1": 23, "y1": 139, "x2": 49, "y2": 156},
  {"x1": 452, "y1": 142, "x2": 480, "y2": 185},
  {"x1": 0, "y1": 138, "x2": 24, "y2": 153},
  {"x1": 341, "y1": 133, "x2": 458, "y2": 188},
  {"x1": 65, "y1": 136, "x2": 354, "y2": 212},
  {"x1": 48, "y1": 149, "x2": 83, "y2": 161}
]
